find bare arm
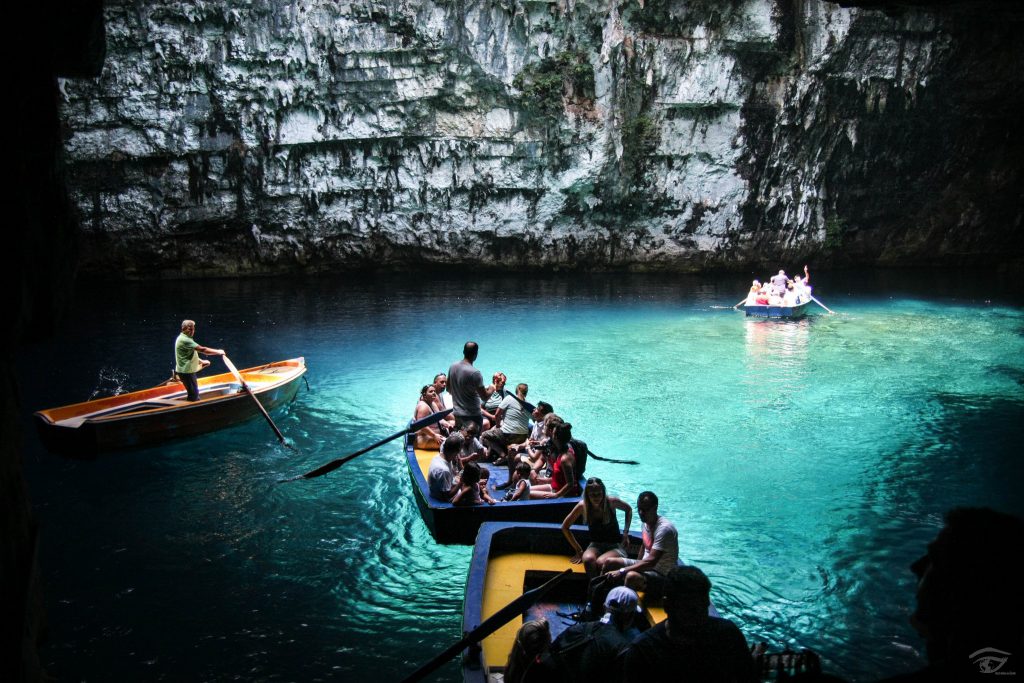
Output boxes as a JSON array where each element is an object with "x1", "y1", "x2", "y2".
[
  {"x1": 509, "y1": 479, "x2": 529, "y2": 501},
  {"x1": 196, "y1": 345, "x2": 225, "y2": 356},
  {"x1": 612, "y1": 548, "x2": 663, "y2": 578},
  {"x1": 560, "y1": 502, "x2": 586, "y2": 562},
  {"x1": 611, "y1": 497, "x2": 633, "y2": 546}
]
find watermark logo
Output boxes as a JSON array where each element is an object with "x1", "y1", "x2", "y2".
[{"x1": 970, "y1": 647, "x2": 1015, "y2": 675}]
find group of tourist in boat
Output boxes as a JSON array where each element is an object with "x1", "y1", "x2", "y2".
[
  {"x1": 745, "y1": 265, "x2": 813, "y2": 307},
  {"x1": 505, "y1": 482, "x2": 754, "y2": 681},
  {"x1": 415, "y1": 342, "x2": 586, "y2": 505}
]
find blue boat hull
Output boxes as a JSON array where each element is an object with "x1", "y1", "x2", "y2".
[{"x1": 743, "y1": 301, "x2": 810, "y2": 318}]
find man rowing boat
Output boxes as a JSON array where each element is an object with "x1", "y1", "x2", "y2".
[{"x1": 174, "y1": 319, "x2": 225, "y2": 401}]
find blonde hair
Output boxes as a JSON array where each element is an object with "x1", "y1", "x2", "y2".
[{"x1": 504, "y1": 619, "x2": 550, "y2": 683}]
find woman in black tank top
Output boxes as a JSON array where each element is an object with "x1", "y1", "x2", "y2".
[{"x1": 560, "y1": 477, "x2": 634, "y2": 576}]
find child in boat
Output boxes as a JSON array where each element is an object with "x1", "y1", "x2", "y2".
[
  {"x1": 503, "y1": 462, "x2": 533, "y2": 502},
  {"x1": 476, "y1": 466, "x2": 498, "y2": 504},
  {"x1": 452, "y1": 462, "x2": 492, "y2": 506}
]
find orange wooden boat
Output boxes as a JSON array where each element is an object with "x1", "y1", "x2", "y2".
[{"x1": 34, "y1": 358, "x2": 306, "y2": 456}]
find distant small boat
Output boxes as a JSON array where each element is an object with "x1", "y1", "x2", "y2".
[
  {"x1": 34, "y1": 358, "x2": 306, "y2": 456},
  {"x1": 743, "y1": 300, "x2": 810, "y2": 318},
  {"x1": 461, "y1": 522, "x2": 716, "y2": 683},
  {"x1": 405, "y1": 437, "x2": 582, "y2": 544}
]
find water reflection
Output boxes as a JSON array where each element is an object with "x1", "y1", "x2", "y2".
[{"x1": 741, "y1": 318, "x2": 811, "y2": 409}]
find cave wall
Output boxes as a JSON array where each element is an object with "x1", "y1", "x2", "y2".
[{"x1": 58, "y1": 0, "x2": 1023, "y2": 276}]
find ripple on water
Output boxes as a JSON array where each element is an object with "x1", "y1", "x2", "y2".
[{"x1": 17, "y1": 275, "x2": 1024, "y2": 682}]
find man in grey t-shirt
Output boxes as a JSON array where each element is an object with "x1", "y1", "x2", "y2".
[
  {"x1": 602, "y1": 490, "x2": 679, "y2": 597},
  {"x1": 482, "y1": 383, "x2": 531, "y2": 481},
  {"x1": 447, "y1": 341, "x2": 494, "y2": 431},
  {"x1": 428, "y1": 434, "x2": 463, "y2": 501}
]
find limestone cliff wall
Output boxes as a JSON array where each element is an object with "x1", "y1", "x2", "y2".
[{"x1": 60, "y1": 0, "x2": 1023, "y2": 276}]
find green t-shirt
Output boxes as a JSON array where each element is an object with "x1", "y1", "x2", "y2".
[{"x1": 175, "y1": 333, "x2": 201, "y2": 373}]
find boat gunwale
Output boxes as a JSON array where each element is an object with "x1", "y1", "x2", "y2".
[
  {"x1": 404, "y1": 435, "x2": 584, "y2": 515},
  {"x1": 463, "y1": 521, "x2": 719, "y2": 682},
  {"x1": 34, "y1": 358, "x2": 306, "y2": 427}
]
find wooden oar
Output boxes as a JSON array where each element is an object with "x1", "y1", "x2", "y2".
[
  {"x1": 400, "y1": 568, "x2": 572, "y2": 683},
  {"x1": 222, "y1": 355, "x2": 289, "y2": 446},
  {"x1": 588, "y1": 450, "x2": 639, "y2": 466},
  {"x1": 810, "y1": 295, "x2": 836, "y2": 314},
  {"x1": 732, "y1": 297, "x2": 747, "y2": 309},
  {"x1": 279, "y1": 408, "x2": 453, "y2": 483}
]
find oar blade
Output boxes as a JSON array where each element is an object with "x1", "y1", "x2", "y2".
[
  {"x1": 278, "y1": 412, "x2": 446, "y2": 483},
  {"x1": 409, "y1": 408, "x2": 453, "y2": 432}
]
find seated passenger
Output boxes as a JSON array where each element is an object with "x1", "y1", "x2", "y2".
[
  {"x1": 481, "y1": 372, "x2": 509, "y2": 430},
  {"x1": 602, "y1": 491, "x2": 678, "y2": 596},
  {"x1": 503, "y1": 462, "x2": 533, "y2": 502},
  {"x1": 561, "y1": 477, "x2": 633, "y2": 576},
  {"x1": 530, "y1": 423, "x2": 580, "y2": 499},
  {"x1": 541, "y1": 586, "x2": 643, "y2": 680},
  {"x1": 476, "y1": 466, "x2": 498, "y2": 505},
  {"x1": 783, "y1": 283, "x2": 798, "y2": 306},
  {"x1": 430, "y1": 372, "x2": 455, "y2": 433},
  {"x1": 414, "y1": 385, "x2": 443, "y2": 450},
  {"x1": 745, "y1": 280, "x2": 761, "y2": 306},
  {"x1": 452, "y1": 461, "x2": 486, "y2": 506},
  {"x1": 508, "y1": 400, "x2": 554, "y2": 459},
  {"x1": 755, "y1": 288, "x2": 771, "y2": 305},
  {"x1": 504, "y1": 618, "x2": 551, "y2": 683},
  {"x1": 456, "y1": 422, "x2": 486, "y2": 466},
  {"x1": 482, "y1": 382, "x2": 531, "y2": 475},
  {"x1": 427, "y1": 434, "x2": 462, "y2": 501},
  {"x1": 621, "y1": 566, "x2": 755, "y2": 682},
  {"x1": 793, "y1": 265, "x2": 812, "y2": 302}
]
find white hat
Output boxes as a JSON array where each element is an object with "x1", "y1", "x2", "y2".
[{"x1": 604, "y1": 586, "x2": 641, "y2": 614}]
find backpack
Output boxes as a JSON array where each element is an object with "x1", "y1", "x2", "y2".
[
  {"x1": 569, "y1": 438, "x2": 588, "y2": 478},
  {"x1": 543, "y1": 621, "x2": 604, "y2": 683}
]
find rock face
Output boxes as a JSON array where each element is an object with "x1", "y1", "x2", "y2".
[{"x1": 59, "y1": 0, "x2": 1023, "y2": 276}]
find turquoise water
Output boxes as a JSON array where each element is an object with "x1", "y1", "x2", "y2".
[{"x1": 18, "y1": 272, "x2": 1024, "y2": 681}]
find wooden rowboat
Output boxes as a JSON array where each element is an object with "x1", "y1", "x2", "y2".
[
  {"x1": 34, "y1": 358, "x2": 306, "y2": 456},
  {"x1": 461, "y1": 522, "x2": 718, "y2": 683},
  {"x1": 743, "y1": 300, "x2": 810, "y2": 318},
  {"x1": 405, "y1": 436, "x2": 583, "y2": 544}
]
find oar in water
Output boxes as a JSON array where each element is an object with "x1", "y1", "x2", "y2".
[
  {"x1": 587, "y1": 451, "x2": 639, "y2": 466},
  {"x1": 400, "y1": 568, "x2": 573, "y2": 683},
  {"x1": 222, "y1": 355, "x2": 290, "y2": 447},
  {"x1": 732, "y1": 297, "x2": 747, "y2": 309},
  {"x1": 810, "y1": 295, "x2": 836, "y2": 314},
  {"x1": 279, "y1": 408, "x2": 453, "y2": 483}
]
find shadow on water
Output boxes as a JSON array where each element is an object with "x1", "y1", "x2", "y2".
[{"x1": 816, "y1": 391, "x2": 1024, "y2": 680}]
